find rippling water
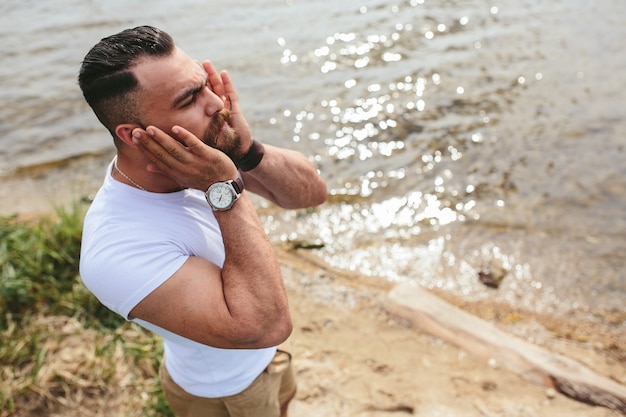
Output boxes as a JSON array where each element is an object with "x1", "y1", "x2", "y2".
[{"x1": 1, "y1": 0, "x2": 625, "y2": 317}]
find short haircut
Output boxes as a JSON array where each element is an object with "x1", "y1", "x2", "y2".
[{"x1": 78, "y1": 25, "x2": 175, "y2": 141}]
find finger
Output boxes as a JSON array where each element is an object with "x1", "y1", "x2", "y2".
[
  {"x1": 132, "y1": 127, "x2": 187, "y2": 170},
  {"x1": 220, "y1": 70, "x2": 241, "y2": 113},
  {"x1": 170, "y1": 125, "x2": 209, "y2": 155},
  {"x1": 203, "y1": 60, "x2": 226, "y2": 101}
]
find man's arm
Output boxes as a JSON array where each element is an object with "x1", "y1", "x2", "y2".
[
  {"x1": 240, "y1": 143, "x2": 327, "y2": 209},
  {"x1": 127, "y1": 62, "x2": 326, "y2": 348},
  {"x1": 129, "y1": 126, "x2": 293, "y2": 349},
  {"x1": 129, "y1": 191, "x2": 292, "y2": 349}
]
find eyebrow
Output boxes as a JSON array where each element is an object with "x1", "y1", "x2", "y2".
[{"x1": 171, "y1": 71, "x2": 209, "y2": 108}]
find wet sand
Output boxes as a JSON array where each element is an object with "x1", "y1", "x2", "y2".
[{"x1": 277, "y1": 246, "x2": 625, "y2": 416}]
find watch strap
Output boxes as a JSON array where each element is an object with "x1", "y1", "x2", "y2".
[
  {"x1": 229, "y1": 175, "x2": 245, "y2": 194},
  {"x1": 235, "y1": 140, "x2": 265, "y2": 171}
]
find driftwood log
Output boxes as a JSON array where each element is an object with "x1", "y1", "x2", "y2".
[{"x1": 385, "y1": 282, "x2": 626, "y2": 413}]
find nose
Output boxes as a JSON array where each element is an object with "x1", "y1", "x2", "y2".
[{"x1": 202, "y1": 86, "x2": 224, "y2": 117}]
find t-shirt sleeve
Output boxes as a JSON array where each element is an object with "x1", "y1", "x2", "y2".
[{"x1": 80, "y1": 227, "x2": 188, "y2": 320}]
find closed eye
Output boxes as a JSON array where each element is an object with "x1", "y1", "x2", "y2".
[
  {"x1": 181, "y1": 93, "x2": 198, "y2": 107},
  {"x1": 174, "y1": 73, "x2": 210, "y2": 109}
]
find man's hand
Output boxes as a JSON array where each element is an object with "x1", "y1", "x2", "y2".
[
  {"x1": 132, "y1": 125, "x2": 238, "y2": 191},
  {"x1": 203, "y1": 60, "x2": 253, "y2": 160}
]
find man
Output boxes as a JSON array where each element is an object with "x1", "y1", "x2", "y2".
[{"x1": 78, "y1": 25, "x2": 327, "y2": 417}]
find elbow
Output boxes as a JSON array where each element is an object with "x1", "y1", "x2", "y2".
[
  {"x1": 269, "y1": 315, "x2": 293, "y2": 346},
  {"x1": 262, "y1": 313, "x2": 293, "y2": 347},
  {"x1": 288, "y1": 176, "x2": 328, "y2": 209},
  {"x1": 312, "y1": 179, "x2": 328, "y2": 206},
  {"x1": 235, "y1": 312, "x2": 293, "y2": 349}
]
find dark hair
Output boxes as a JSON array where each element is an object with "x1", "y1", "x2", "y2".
[{"x1": 78, "y1": 26, "x2": 175, "y2": 140}]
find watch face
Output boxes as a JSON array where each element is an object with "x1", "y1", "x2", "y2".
[{"x1": 208, "y1": 183, "x2": 234, "y2": 210}]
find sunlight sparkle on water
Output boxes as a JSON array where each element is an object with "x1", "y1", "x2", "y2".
[{"x1": 382, "y1": 52, "x2": 402, "y2": 62}]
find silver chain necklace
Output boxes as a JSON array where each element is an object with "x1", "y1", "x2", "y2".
[{"x1": 113, "y1": 156, "x2": 148, "y2": 192}]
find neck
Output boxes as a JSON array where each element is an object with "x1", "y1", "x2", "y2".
[
  {"x1": 112, "y1": 155, "x2": 185, "y2": 193},
  {"x1": 113, "y1": 156, "x2": 149, "y2": 192}
]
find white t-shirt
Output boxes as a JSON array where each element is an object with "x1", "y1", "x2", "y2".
[{"x1": 79, "y1": 160, "x2": 275, "y2": 397}]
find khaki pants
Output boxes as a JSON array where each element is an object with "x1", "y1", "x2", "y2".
[{"x1": 160, "y1": 350, "x2": 296, "y2": 417}]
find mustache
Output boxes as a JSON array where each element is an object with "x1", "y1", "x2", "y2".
[{"x1": 206, "y1": 108, "x2": 231, "y2": 146}]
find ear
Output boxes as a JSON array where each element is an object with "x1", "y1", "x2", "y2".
[{"x1": 115, "y1": 123, "x2": 140, "y2": 147}]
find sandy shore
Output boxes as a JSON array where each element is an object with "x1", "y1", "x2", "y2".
[
  {"x1": 277, "y1": 246, "x2": 625, "y2": 416},
  {"x1": 2, "y1": 162, "x2": 624, "y2": 416},
  {"x1": 4, "y1": 227, "x2": 624, "y2": 417}
]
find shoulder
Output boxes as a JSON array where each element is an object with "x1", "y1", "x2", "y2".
[{"x1": 79, "y1": 188, "x2": 224, "y2": 317}]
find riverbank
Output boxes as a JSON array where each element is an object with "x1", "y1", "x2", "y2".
[
  {"x1": 2, "y1": 225, "x2": 624, "y2": 416},
  {"x1": 277, "y1": 246, "x2": 625, "y2": 416},
  {"x1": 1, "y1": 161, "x2": 624, "y2": 415}
]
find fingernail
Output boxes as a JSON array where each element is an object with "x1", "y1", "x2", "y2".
[{"x1": 131, "y1": 130, "x2": 140, "y2": 144}]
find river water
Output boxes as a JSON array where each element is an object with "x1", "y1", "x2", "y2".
[{"x1": 1, "y1": 1, "x2": 625, "y2": 320}]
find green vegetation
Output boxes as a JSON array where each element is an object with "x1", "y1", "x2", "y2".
[{"x1": 0, "y1": 204, "x2": 174, "y2": 417}]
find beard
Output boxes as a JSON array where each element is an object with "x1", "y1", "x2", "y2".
[{"x1": 205, "y1": 108, "x2": 241, "y2": 160}]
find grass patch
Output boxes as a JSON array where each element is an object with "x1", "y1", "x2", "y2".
[{"x1": 0, "y1": 204, "x2": 174, "y2": 417}]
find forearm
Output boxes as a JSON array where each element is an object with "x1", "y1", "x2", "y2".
[
  {"x1": 215, "y1": 192, "x2": 292, "y2": 346},
  {"x1": 241, "y1": 144, "x2": 328, "y2": 209}
]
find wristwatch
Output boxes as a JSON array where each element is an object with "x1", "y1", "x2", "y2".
[{"x1": 205, "y1": 176, "x2": 244, "y2": 211}]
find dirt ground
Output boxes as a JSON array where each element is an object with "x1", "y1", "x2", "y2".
[{"x1": 277, "y1": 247, "x2": 625, "y2": 417}]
